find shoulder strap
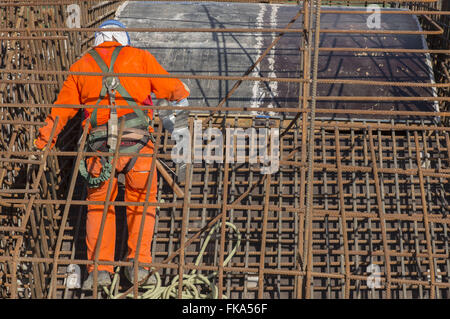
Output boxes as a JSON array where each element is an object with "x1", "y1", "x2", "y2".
[
  {"x1": 88, "y1": 47, "x2": 123, "y2": 127},
  {"x1": 87, "y1": 46, "x2": 149, "y2": 129},
  {"x1": 89, "y1": 46, "x2": 123, "y2": 73}
]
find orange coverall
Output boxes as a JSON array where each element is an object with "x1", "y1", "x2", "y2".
[{"x1": 36, "y1": 41, "x2": 189, "y2": 273}]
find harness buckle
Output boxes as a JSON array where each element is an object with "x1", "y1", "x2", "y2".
[
  {"x1": 103, "y1": 76, "x2": 120, "y2": 91},
  {"x1": 103, "y1": 76, "x2": 120, "y2": 106}
]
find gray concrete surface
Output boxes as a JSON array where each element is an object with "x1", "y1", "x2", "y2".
[{"x1": 116, "y1": 1, "x2": 437, "y2": 120}]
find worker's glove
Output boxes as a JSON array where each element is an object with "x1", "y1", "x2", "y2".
[
  {"x1": 30, "y1": 138, "x2": 46, "y2": 161},
  {"x1": 170, "y1": 99, "x2": 190, "y2": 183},
  {"x1": 158, "y1": 99, "x2": 175, "y2": 133},
  {"x1": 158, "y1": 98, "x2": 190, "y2": 134},
  {"x1": 159, "y1": 81, "x2": 190, "y2": 133},
  {"x1": 171, "y1": 98, "x2": 190, "y2": 130},
  {"x1": 158, "y1": 98, "x2": 190, "y2": 183}
]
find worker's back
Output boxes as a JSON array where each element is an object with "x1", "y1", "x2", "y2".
[{"x1": 56, "y1": 41, "x2": 188, "y2": 128}]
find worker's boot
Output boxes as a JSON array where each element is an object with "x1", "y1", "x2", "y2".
[
  {"x1": 124, "y1": 262, "x2": 157, "y2": 285},
  {"x1": 81, "y1": 270, "x2": 112, "y2": 290}
]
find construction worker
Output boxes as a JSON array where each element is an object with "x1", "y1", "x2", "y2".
[{"x1": 33, "y1": 20, "x2": 190, "y2": 290}]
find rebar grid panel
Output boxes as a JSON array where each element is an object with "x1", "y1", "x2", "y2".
[
  {"x1": 0, "y1": 117, "x2": 449, "y2": 298},
  {"x1": 0, "y1": 0, "x2": 449, "y2": 299}
]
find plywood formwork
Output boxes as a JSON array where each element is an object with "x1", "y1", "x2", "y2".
[{"x1": 0, "y1": 0, "x2": 449, "y2": 299}]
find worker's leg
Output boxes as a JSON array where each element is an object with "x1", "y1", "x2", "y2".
[
  {"x1": 85, "y1": 157, "x2": 119, "y2": 273},
  {"x1": 124, "y1": 146, "x2": 158, "y2": 267}
]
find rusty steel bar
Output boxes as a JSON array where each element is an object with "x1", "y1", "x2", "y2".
[
  {"x1": 1, "y1": 155, "x2": 450, "y2": 181},
  {"x1": 0, "y1": 25, "x2": 443, "y2": 35},
  {"x1": 12, "y1": 117, "x2": 60, "y2": 233},
  {"x1": 0, "y1": 130, "x2": 18, "y2": 187},
  {"x1": 2, "y1": 3, "x2": 448, "y2": 15},
  {"x1": 3, "y1": 69, "x2": 450, "y2": 89},
  {"x1": 2, "y1": 240, "x2": 449, "y2": 270},
  {"x1": 4, "y1": 253, "x2": 450, "y2": 288},
  {"x1": 217, "y1": 137, "x2": 230, "y2": 299},
  {"x1": 413, "y1": 131, "x2": 437, "y2": 298},
  {"x1": 304, "y1": 0, "x2": 322, "y2": 299},
  {"x1": 0, "y1": 197, "x2": 449, "y2": 224},
  {"x1": 368, "y1": 127, "x2": 393, "y2": 298},
  {"x1": 2, "y1": 256, "x2": 450, "y2": 290},
  {"x1": 9, "y1": 116, "x2": 60, "y2": 298},
  {"x1": 0, "y1": 36, "x2": 68, "y2": 40},
  {"x1": 3, "y1": 104, "x2": 450, "y2": 118},
  {"x1": 0, "y1": 0, "x2": 440, "y2": 5},
  {"x1": 176, "y1": 132, "x2": 193, "y2": 299},
  {"x1": 318, "y1": 47, "x2": 450, "y2": 54},
  {"x1": 334, "y1": 128, "x2": 351, "y2": 298},
  {"x1": 0, "y1": 26, "x2": 306, "y2": 33},
  {"x1": 47, "y1": 119, "x2": 89, "y2": 299},
  {"x1": 91, "y1": 119, "x2": 126, "y2": 298},
  {"x1": 319, "y1": 9, "x2": 450, "y2": 15},
  {"x1": 294, "y1": 0, "x2": 309, "y2": 292},
  {"x1": 131, "y1": 121, "x2": 162, "y2": 298},
  {"x1": 257, "y1": 173, "x2": 271, "y2": 298}
]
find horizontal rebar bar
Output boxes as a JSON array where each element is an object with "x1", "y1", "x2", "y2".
[
  {"x1": 0, "y1": 26, "x2": 442, "y2": 35},
  {"x1": 0, "y1": 0, "x2": 441, "y2": 5},
  {"x1": 1, "y1": 69, "x2": 447, "y2": 90}
]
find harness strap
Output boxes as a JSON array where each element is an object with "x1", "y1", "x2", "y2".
[
  {"x1": 121, "y1": 156, "x2": 138, "y2": 175},
  {"x1": 89, "y1": 47, "x2": 123, "y2": 127},
  {"x1": 88, "y1": 47, "x2": 150, "y2": 129},
  {"x1": 80, "y1": 47, "x2": 153, "y2": 188}
]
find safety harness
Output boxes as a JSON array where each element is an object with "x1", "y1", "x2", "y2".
[{"x1": 79, "y1": 46, "x2": 153, "y2": 188}]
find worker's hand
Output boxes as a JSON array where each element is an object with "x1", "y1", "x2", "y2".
[
  {"x1": 157, "y1": 99, "x2": 175, "y2": 133},
  {"x1": 160, "y1": 112, "x2": 175, "y2": 133},
  {"x1": 30, "y1": 138, "x2": 46, "y2": 161},
  {"x1": 170, "y1": 98, "x2": 189, "y2": 183},
  {"x1": 170, "y1": 98, "x2": 189, "y2": 130},
  {"x1": 158, "y1": 98, "x2": 190, "y2": 134}
]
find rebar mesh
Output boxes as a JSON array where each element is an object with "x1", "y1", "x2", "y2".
[{"x1": 0, "y1": 0, "x2": 449, "y2": 299}]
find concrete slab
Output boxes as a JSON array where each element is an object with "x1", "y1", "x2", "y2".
[{"x1": 116, "y1": 2, "x2": 437, "y2": 121}]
